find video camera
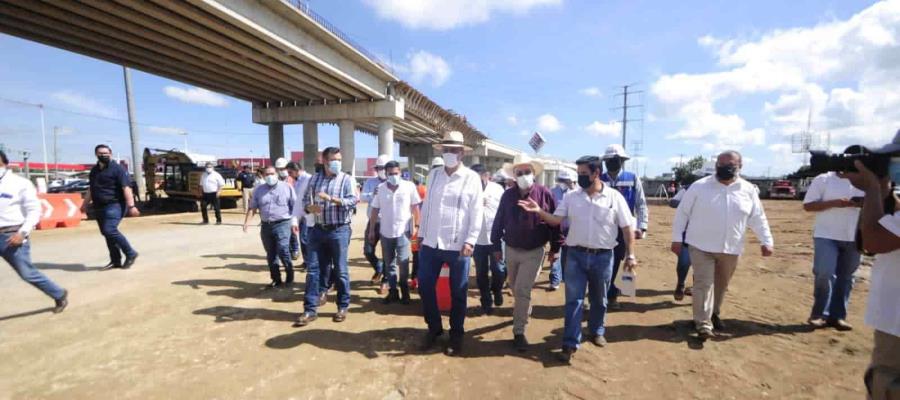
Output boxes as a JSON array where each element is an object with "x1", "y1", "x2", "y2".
[{"x1": 809, "y1": 146, "x2": 891, "y2": 177}]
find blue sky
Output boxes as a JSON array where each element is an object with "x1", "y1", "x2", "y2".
[{"x1": 1, "y1": 0, "x2": 896, "y2": 177}]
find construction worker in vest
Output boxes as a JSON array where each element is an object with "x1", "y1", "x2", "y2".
[{"x1": 600, "y1": 144, "x2": 648, "y2": 310}]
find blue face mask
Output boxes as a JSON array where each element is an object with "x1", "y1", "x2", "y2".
[
  {"x1": 327, "y1": 160, "x2": 341, "y2": 175},
  {"x1": 387, "y1": 174, "x2": 401, "y2": 186},
  {"x1": 889, "y1": 158, "x2": 900, "y2": 185}
]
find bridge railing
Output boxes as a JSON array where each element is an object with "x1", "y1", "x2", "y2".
[{"x1": 287, "y1": 0, "x2": 394, "y2": 74}]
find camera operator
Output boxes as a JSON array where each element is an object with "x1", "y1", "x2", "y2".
[{"x1": 841, "y1": 133, "x2": 900, "y2": 400}]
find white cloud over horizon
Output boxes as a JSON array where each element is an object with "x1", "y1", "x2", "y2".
[
  {"x1": 362, "y1": 0, "x2": 562, "y2": 30},
  {"x1": 163, "y1": 86, "x2": 228, "y2": 107},
  {"x1": 584, "y1": 120, "x2": 621, "y2": 137},
  {"x1": 390, "y1": 50, "x2": 452, "y2": 87},
  {"x1": 537, "y1": 113, "x2": 563, "y2": 133},
  {"x1": 579, "y1": 87, "x2": 602, "y2": 97},
  {"x1": 51, "y1": 90, "x2": 119, "y2": 119}
]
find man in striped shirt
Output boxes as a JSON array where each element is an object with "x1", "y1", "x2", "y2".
[{"x1": 295, "y1": 147, "x2": 358, "y2": 327}]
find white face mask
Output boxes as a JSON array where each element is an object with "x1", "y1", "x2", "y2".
[
  {"x1": 377, "y1": 170, "x2": 386, "y2": 180},
  {"x1": 442, "y1": 152, "x2": 459, "y2": 168},
  {"x1": 265, "y1": 175, "x2": 278, "y2": 186},
  {"x1": 516, "y1": 174, "x2": 534, "y2": 189},
  {"x1": 206, "y1": 167, "x2": 213, "y2": 173},
  {"x1": 278, "y1": 170, "x2": 288, "y2": 178},
  {"x1": 387, "y1": 174, "x2": 401, "y2": 186},
  {"x1": 557, "y1": 182, "x2": 569, "y2": 190}
]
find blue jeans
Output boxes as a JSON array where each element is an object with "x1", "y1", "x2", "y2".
[
  {"x1": 419, "y1": 245, "x2": 471, "y2": 337},
  {"x1": 607, "y1": 229, "x2": 626, "y2": 301},
  {"x1": 473, "y1": 244, "x2": 506, "y2": 310},
  {"x1": 304, "y1": 224, "x2": 351, "y2": 313},
  {"x1": 676, "y1": 243, "x2": 691, "y2": 287},
  {"x1": 381, "y1": 234, "x2": 411, "y2": 290},
  {"x1": 95, "y1": 203, "x2": 137, "y2": 265},
  {"x1": 260, "y1": 219, "x2": 293, "y2": 284},
  {"x1": 1, "y1": 232, "x2": 65, "y2": 300},
  {"x1": 549, "y1": 246, "x2": 568, "y2": 286},
  {"x1": 811, "y1": 238, "x2": 860, "y2": 321},
  {"x1": 364, "y1": 238, "x2": 384, "y2": 277},
  {"x1": 563, "y1": 247, "x2": 613, "y2": 349}
]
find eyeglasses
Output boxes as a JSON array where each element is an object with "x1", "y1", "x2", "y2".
[{"x1": 514, "y1": 170, "x2": 533, "y2": 177}]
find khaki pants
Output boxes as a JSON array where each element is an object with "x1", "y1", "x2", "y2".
[
  {"x1": 689, "y1": 247, "x2": 739, "y2": 331},
  {"x1": 867, "y1": 330, "x2": 900, "y2": 400},
  {"x1": 242, "y1": 188, "x2": 252, "y2": 212},
  {"x1": 505, "y1": 246, "x2": 545, "y2": 336}
]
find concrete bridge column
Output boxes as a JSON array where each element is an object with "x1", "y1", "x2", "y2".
[
  {"x1": 268, "y1": 123, "x2": 284, "y2": 163},
  {"x1": 302, "y1": 122, "x2": 318, "y2": 172},
  {"x1": 377, "y1": 118, "x2": 394, "y2": 158},
  {"x1": 339, "y1": 120, "x2": 355, "y2": 175}
]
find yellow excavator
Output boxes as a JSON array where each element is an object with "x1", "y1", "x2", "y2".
[{"x1": 143, "y1": 148, "x2": 242, "y2": 211}]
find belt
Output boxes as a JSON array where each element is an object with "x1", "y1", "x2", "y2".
[
  {"x1": 0, "y1": 225, "x2": 21, "y2": 234},
  {"x1": 569, "y1": 245, "x2": 611, "y2": 255},
  {"x1": 315, "y1": 223, "x2": 347, "y2": 231},
  {"x1": 261, "y1": 218, "x2": 290, "y2": 225}
]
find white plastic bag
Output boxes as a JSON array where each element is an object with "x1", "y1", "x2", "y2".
[{"x1": 618, "y1": 270, "x2": 636, "y2": 297}]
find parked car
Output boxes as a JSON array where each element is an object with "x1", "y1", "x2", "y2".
[
  {"x1": 48, "y1": 180, "x2": 89, "y2": 194},
  {"x1": 769, "y1": 180, "x2": 797, "y2": 199}
]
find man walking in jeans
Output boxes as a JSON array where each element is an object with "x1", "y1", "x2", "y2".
[
  {"x1": 492, "y1": 154, "x2": 559, "y2": 352},
  {"x1": 242, "y1": 166, "x2": 297, "y2": 289},
  {"x1": 367, "y1": 160, "x2": 421, "y2": 305},
  {"x1": 361, "y1": 154, "x2": 390, "y2": 293},
  {"x1": 471, "y1": 163, "x2": 505, "y2": 315},
  {"x1": 417, "y1": 131, "x2": 484, "y2": 356},
  {"x1": 199, "y1": 162, "x2": 225, "y2": 225},
  {"x1": 82, "y1": 145, "x2": 139, "y2": 270},
  {"x1": 295, "y1": 147, "x2": 358, "y2": 327},
  {"x1": 803, "y1": 158, "x2": 864, "y2": 330}
]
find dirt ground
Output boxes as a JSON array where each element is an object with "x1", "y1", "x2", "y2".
[{"x1": 0, "y1": 201, "x2": 873, "y2": 399}]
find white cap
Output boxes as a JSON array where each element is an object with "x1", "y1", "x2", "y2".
[
  {"x1": 557, "y1": 168, "x2": 576, "y2": 181},
  {"x1": 431, "y1": 156, "x2": 444, "y2": 168},
  {"x1": 274, "y1": 157, "x2": 288, "y2": 169},
  {"x1": 375, "y1": 154, "x2": 391, "y2": 167},
  {"x1": 602, "y1": 144, "x2": 630, "y2": 160}
]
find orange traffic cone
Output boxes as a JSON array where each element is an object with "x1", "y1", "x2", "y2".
[{"x1": 437, "y1": 263, "x2": 451, "y2": 312}]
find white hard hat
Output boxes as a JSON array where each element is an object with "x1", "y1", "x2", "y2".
[
  {"x1": 602, "y1": 144, "x2": 630, "y2": 160},
  {"x1": 274, "y1": 157, "x2": 288, "y2": 169},
  {"x1": 557, "y1": 168, "x2": 576, "y2": 181},
  {"x1": 375, "y1": 154, "x2": 391, "y2": 167},
  {"x1": 431, "y1": 156, "x2": 444, "y2": 168}
]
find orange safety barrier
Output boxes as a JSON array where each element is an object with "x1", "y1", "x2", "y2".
[{"x1": 36, "y1": 193, "x2": 86, "y2": 230}]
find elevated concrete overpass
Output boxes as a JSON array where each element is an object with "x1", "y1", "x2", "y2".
[{"x1": 0, "y1": 0, "x2": 486, "y2": 174}]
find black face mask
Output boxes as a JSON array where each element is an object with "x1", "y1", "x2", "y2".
[
  {"x1": 97, "y1": 155, "x2": 111, "y2": 164},
  {"x1": 605, "y1": 158, "x2": 622, "y2": 173},
  {"x1": 577, "y1": 174, "x2": 594, "y2": 189},
  {"x1": 716, "y1": 165, "x2": 738, "y2": 181}
]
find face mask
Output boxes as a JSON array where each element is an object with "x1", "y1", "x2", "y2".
[
  {"x1": 328, "y1": 160, "x2": 341, "y2": 174},
  {"x1": 516, "y1": 174, "x2": 534, "y2": 189},
  {"x1": 206, "y1": 167, "x2": 213, "y2": 173},
  {"x1": 605, "y1": 158, "x2": 622, "y2": 173},
  {"x1": 577, "y1": 174, "x2": 593, "y2": 189},
  {"x1": 377, "y1": 170, "x2": 386, "y2": 180},
  {"x1": 278, "y1": 170, "x2": 288, "y2": 178},
  {"x1": 97, "y1": 155, "x2": 111, "y2": 164},
  {"x1": 442, "y1": 152, "x2": 459, "y2": 168},
  {"x1": 265, "y1": 175, "x2": 278, "y2": 186},
  {"x1": 387, "y1": 174, "x2": 401, "y2": 186},
  {"x1": 889, "y1": 159, "x2": 900, "y2": 185},
  {"x1": 716, "y1": 165, "x2": 738, "y2": 181},
  {"x1": 557, "y1": 182, "x2": 569, "y2": 190}
]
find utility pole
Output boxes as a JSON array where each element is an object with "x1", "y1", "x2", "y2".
[
  {"x1": 38, "y1": 104, "x2": 49, "y2": 181},
  {"x1": 122, "y1": 67, "x2": 145, "y2": 199},
  {"x1": 613, "y1": 84, "x2": 644, "y2": 149},
  {"x1": 22, "y1": 150, "x2": 30, "y2": 179}
]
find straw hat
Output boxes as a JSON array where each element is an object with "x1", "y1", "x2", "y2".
[
  {"x1": 433, "y1": 131, "x2": 472, "y2": 151},
  {"x1": 503, "y1": 154, "x2": 544, "y2": 177}
]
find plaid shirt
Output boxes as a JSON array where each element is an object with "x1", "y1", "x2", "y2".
[{"x1": 302, "y1": 172, "x2": 358, "y2": 226}]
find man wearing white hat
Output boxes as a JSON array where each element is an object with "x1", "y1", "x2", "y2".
[
  {"x1": 548, "y1": 168, "x2": 576, "y2": 290},
  {"x1": 431, "y1": 156, "x2": 444, "y2": 170},
  {"x1": 601, "y1": 144, "x2": 648, "y2": 309},
  {"x1": 491, "y1": 154, "x2": 560, "y2": 352},
  {"x1": 417, "y1": 131, "x2": 484, "y2": 356},
  {"x1": 362, "y1": 154, "x2": 391, "y2": 293}
]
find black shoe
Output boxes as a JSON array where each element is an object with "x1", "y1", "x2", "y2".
[
  {"x1": 513, "y1": 334, "x2": 528, "y2": 352},
  {"x1": 202, "y1": 221, "x2": 209, "y2": 225},
  {"x1": 445, "y1": 335, "x2": 463, "y2": 356},
  {"x1": 122, "y1": 254, "x2": 139, "y2": 269},
  {"x1": 383, "y1": 289, "x2": 400, "y2": 304},
  {"x1": 400, "y1": 287, "x2": 411, "y2": 305},
  {"x1": 299, "y1": 263, "x2": 307, "y2": 272},
  {"x1": 674, "y1": 284, "x2": 685, "y2": 301},
  {"x1": 264, "y1": 281, "x2": 282, "y2": 290},
  {"x1": 481, "y1": 306, "x2": 493, "y2": 316},
  {"x1": 283, "y1": 281, "x2": 294, "y2": 289},
  {"x1": 293, "y1": 312, "x2": 316, "y2": 327},
  {"x1": 558, "y1": 346, "x2": 576, "y2": 363},
  {"x1": 712, "y1": 314, "x2": 726, "y2": 331},
  {"x1": 419, "y1": 330, "x2": 443, "y2": 352},
  {"x1": 53, "y1": 290, "x2": 68, "y2": 314},
  {"x1": 697, "y1": 326, "x2": 714, "y2": 339},
  {"x1": 493, "y1": 291, "x2": 503, "y2": 307},
  {"x1": 546, "y1": 284, "x2": 560, "y2": 292},
  {"x1": 608, "y1": 297, "x2": 622, "y2": 311},
  {"x1": 100, "y1": 262, "x2": 122, "y2": 271},
  {"x1": 215, "y1": 221, "x2": 222, "y2": 225}
]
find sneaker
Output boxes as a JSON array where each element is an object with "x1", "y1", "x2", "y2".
[
  {"x1": 712, "y1": 314, "x2": 726, "y2": 331},
  {"x1": 53, "y1": 290, "x2": 69, "y2": 314},
  {"x1": 829, "y1": 319, "x2": 853, "y2": 331},
  {"x1": 807, "y1": 317, "x2": 827, "y2": 328},
  {"x1": 293, "y1": 312, "x2": 317, "y2": 327},
  {"x1": 557, "y1": 346, "x2": 576, "y2": 363},
  {"x1": 513, "y1": 334, "x2": 528, "y2": 352},
  {"x1": 590, "y1": 335, "x2": 607, "y2": 347}
]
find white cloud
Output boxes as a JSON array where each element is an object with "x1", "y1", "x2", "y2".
[
  {"x1": 579, "y1": 87, "x2": 602, "y2": 97},
  {"x1": 164, "y1": 86, "x2": 228, "y2": 107},
  {"x1": 536, "y1": 114, "x2": 563, "y2": 133},
  {"x1": 584, "y1": 120, "x2": 621, "y2": 137},
  {"x1": 148, "y1": 126, "x2": 186, "y2": 135},
  {"x1": 362, "y1": 0, "x2": 562, "y2": 30},
  {"x1": 653, "y1": 1, "x2": 900, "y2": 152},
  {"x1": 507, "y1": 115, "x2": 519, "y2": 126},
  {"x1": 391, "y1": 50, "x2": 452, "y2": 87},
  {"x1": 51, "y1": 90, "x2": 119, "y2": 119}
]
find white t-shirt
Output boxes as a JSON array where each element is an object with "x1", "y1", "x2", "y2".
[
  {"x1": 200, "y1": 171, "x2": 225, "y2": 193},
  {"x1": 802, "y1": 172, "x2": 864, "y2": 242},
  {"x1": 371, "y1": 180, "x2": 421, "y2": 238},
  {"x1": 866, "y1": 213, "x2": 900, "y2": 336},
  {"x1": 554, "y1": 184, "x2": 635, "y2": 250}
]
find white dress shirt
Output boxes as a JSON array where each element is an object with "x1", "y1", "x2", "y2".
[
  {"x1": 477, "y1": 181, "x2": 505, "y2": 246},
  {"x1": 554, "y1": 184, "x2": 635, "y2": 250},
  {"x1": 0, "y1": 172, "x2": 41, "y2": 236},
  {"x1": 371, "y1": 180, "x2": 421, "y2": 238},
  {"x1": 802, "y1": 172, "x2": 864, "y2": 242},
  {"x1": 200, "y1": 171, "x2": 225, "y2": 194},
  {"x1": 291, "y1": 171, "x2": 314, "y2": 225},
  {"x1": 419, "y1": 166, "x2": 484, "y2": 251},
  {"x1": 867, "y1": 212, "x2": 900, "y2": 336},
  {"x1": 671, "y1": 175, "x2": 774, "y2": 255}
]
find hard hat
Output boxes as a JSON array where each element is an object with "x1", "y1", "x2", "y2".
[
  {"x1": 431, "y1": 156, "x2": 444, "y2": 168},
  {"x1": 602, "y1": 144, "x2": 630, "y2": 160},
  {"x1": 557, "y1": 168, "x2": 576, "y2": 181},
  {"x1": 274, "y1": 157, "x2": 288, "y2": 169},
  {"x1": 375, "y1": 154, "x2": 391, "y2": 167}
]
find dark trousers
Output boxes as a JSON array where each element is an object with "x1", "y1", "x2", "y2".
[
  {"x1": 260, "y1": 219, "x2": 293, "y2": 284},
  {"x1": 200, "y1": 192, "x2": 221, "y2": 223},
  {"x1": 473, "y1": 244, "x2": 506, "y2": 311},
  {"x1": 418, "y1": 245, "x2": 471, "y2": 338},
  {"x1": 95, "y1": 203, "x2": 137, "y2": 265},
  {"x1": 607, "y1": 228, "x2": 626, "y2": 301}
]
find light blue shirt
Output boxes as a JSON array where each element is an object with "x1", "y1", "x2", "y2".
[{"x1": 250, "y1": 181, "x2": 295, "y2": 223}]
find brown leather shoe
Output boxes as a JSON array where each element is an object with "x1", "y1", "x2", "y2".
[
  {"x1": 293, "y1": 312, "x2": 317, "y2": 327},
  {"x1": 318, "y1": 292, "x2": 328, "y2": 307},
  {"x1": 333, "y1": 308, "x2": 348, "y2": 323}
]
